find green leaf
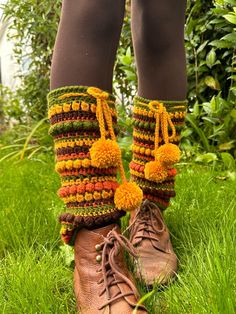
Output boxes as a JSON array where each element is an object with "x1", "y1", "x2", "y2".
[
  {"x1": 210, "y1": 40, "x2": 232, "y2": 49},
  {"x1": 223, "y1": 14, "x2": 236, "y2": 25},
  {"x1": 219, "y1": 141, "x2": 235, "y2": 151},
  {"x1": 195, "y1": 153, "x2": 218, "y2": 163},
  {"x1": 205, "y1": 76, "x2": 220, "y2": 90},
  {"x1": 59, "y1": 245, "x2": 74, "y2": 266},
  {"x1": 224, "y1": 0, "x2": 236, "y2": 5},
  {"x1": 206, "y1": 49, "x2": 216, "y2": 68},
  {"x1": 221, "y1": 152, "x2": 236, "y2": 170},
  {"x1": 120, "y1": 55, "x2": 132, "y2": 65},
  {"x1": 221, "y1": 32, "x2": 236, "y2": 42},
  {"x1": 230, "y1": 109, "x2": 236, "y2": 119}
]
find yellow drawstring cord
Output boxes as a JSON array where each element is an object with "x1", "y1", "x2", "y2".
[
  {"x1": 144, "y1": 101, "x2": 181, "y2": 182},
  {"x1": 149, "y1": 101, "x2": 177, "y2": 158},
  {"x1": 87, "y1": 87, "x2": 142, "y2": 211}
]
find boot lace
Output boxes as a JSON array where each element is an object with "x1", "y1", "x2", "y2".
[
  {"x1": 97, "y1": 228, "x2": 146, "y2": 310},
  {"x1": 129, "y1": 199, "x2": 165, "y2": 249}
]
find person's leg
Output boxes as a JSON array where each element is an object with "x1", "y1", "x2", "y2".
[
  {"x1": 131, "y1": 0, "x2": 187, "y2": 100},
  {"x1": 50, "y1": 0, "x2": 125, "y2": 92},
  {"x1": 129, "y1": 0, "x2": 188, "y2": 286},
  {"x1": 48, "y1": 1, "x2": 146, "y2": 312}
]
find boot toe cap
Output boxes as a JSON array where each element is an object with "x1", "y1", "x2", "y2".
[{"x1": 135, "y1": 253, "x2": 178, "y2": 286}]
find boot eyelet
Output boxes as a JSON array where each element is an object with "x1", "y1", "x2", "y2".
[
  {"x1": 95, "y1": 244, "x2": 102, "y2": 252},
  {"x1": 96, "y1": 255, "x2": 102, "y2": 263}
]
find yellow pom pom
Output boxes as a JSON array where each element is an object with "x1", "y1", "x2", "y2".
[
  {"x1": 114, "y1": 182, "x2": 143, "y2": 212},
  {"x1": 156, "y1": 143, "x2": 180, "y2": 166},
  {"x1": 144, "y1": 161, "x2": 168, "y2": 182},
  {"x1": 90, "y1": 139, "x2": 121, "y2": 168}
]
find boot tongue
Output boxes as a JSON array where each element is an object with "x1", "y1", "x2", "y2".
[
  {"x1": 132, "y1": 206, "x2": 170, "y2": 253},
  {"x1": 75, "y1": 224, "x2": 119, "y2": 251}
]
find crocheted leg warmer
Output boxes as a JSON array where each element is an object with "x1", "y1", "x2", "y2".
[
  {"x1": 129, "y1": 95, "x2": 187, "y2": 210},
  {"x1": 48, "y1": 86, "x2": 143, "y2": 245}
]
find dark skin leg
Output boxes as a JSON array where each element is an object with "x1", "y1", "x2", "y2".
[
  {"x1": 50, "y1": 0, "x2": 125, "y2": 92},
  {"x1": 131, "y1": 0, "x2": 187, "y2": 100}
]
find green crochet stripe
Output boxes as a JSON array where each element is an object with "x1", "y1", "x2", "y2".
[
  {"x1": 49, "y1": 121, "x2": 119, "y2": 137},
  {"x1": 131, "y1": 176, "x2": 175, "y2": 191},
  {"x1": 47, "y1": 85, "x2": 116, "y2": 109},
  {"x1": 54, "y1": 135, "x2": 99, "y2": 143},
  {"x1": 61, "y1": 174, "x2": 117, "y2": 182},
  {"x1": 135, "y1": 102, "x2": 187, "y2": 113},
  {"x1": 132, "y1": 119, "x2": 185, "y2": 131},
  {"x1": 65, "y1": 204, "x2": 115, "y2": 216},
  {"x1": 134, "y1": 95, "x2": 188, "y2": 108},
  {"x1": 49, "y1": 121, "x2": 99, "y2": 136}
]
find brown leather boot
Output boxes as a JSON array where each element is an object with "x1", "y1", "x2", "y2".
[
  {"x1": 74, "y1": 223, "x2": 147, "y2": 314},
  {"x1": 129, "y1": 200, "x2": 178, "y2": 286}
]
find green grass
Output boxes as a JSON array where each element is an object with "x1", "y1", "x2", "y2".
[{"x1": 0, "y1": 157, "x2": 235, "y2": 314}]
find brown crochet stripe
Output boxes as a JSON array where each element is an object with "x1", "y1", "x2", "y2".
[
  {"x1": 133, "y1": 136, "x2": 180, "y2": 147},
  {"x1": 133, "y1": 113, "x2": 185, "y2": 124},
  {"x1": 131, "y1": 175, "x2": 175, "y2": 188},
  {"x1": 59, "y1": 167, "x2": 117, "y2": 177},
  {"x1": 56, "y1": 146, "x2": 91, "y2": 156},
  {"x1": 53, "y1": 129, "x2": 118, "y2": 140},
  {"x1": 66, "y1": 197, "x2": 114, "y2": 208},
  {"x1": 142, "y1": 187, "x2": 176, "y2": 199},
  {"x1": 50, "y1": 111, "x2": 117, "y2": 125},
  {"x1": 143, "y1": 194, "x2": 170, "y2": 210},
  {"x1": 59, "y1": 210, "x2": 126, "y2": 229}
]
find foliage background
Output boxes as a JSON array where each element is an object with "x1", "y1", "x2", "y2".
[{"x1": 0, "y1": 0, "x2": 235, "y2": 166}]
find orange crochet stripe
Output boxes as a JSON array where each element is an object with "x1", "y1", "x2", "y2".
[
  {"x1": 61, "y1": 190, "x2": 114, "y2": 204},
  {"x1": 58, "y1": 181, "x2": 119, "y2": 197},
  {"x1": 61, "y1": 176, "x2": 117, "y2": 187}
]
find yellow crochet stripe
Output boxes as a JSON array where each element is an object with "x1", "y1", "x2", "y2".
[
  {"x1": 55, "y1": 159, "x2": 91, "y2": 173},
  {"x1": 48, "y1": 101, "x2": 117, "y2": 119},
  {"x1": 62, "y1": 207, "x2": 116, "y2": 216},
  {"x1": 55, "y1": 138, "x2": 97, "y2": 149},
  {"x1": 133, "y1": 130, "x2": 180, "y2": 143},
  {"x1": 132, "y1": 159, "x2": 146, "y2": 166},
  {"x1": 62, "y1": 190, "x2": 114, "y2": 204},
  {"x1": 133, "y1": 130, "x2": 155, "y2": 141},
  {"x1": 130, "y1": 169, "x2": 173, "y2": 183},
  {"x1": 57, "y1": 92, "x2": 88, "y2": 99},
  {"x1": 133, "y1": 106, "x2": 186, "y2": 119},
  {"x1": 61, "y1": 176, "x2": 117, "y2": 187},
  {"x1": 130, "y1": 169, "x2": 145, "y2": 179},
  {"x1": 57, "y1": 92, "x2": 115, "y2": 105},
  {"x1": 132, "y1": 144, "x2": 155, "y2": 157}
]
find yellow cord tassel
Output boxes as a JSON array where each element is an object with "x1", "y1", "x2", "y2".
[
  {"x1": 87, "y1": 87, "x2": 121, "y2": 168},
  {"x1": 114, "y1": 158, "x2": 143, "y2": 212},
  {"x1": 144, "y1": 101, "x2": 180, "y2": 182},
  {"x1": 87, "y1": 87, "x2": 143, "y2": 211}
]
